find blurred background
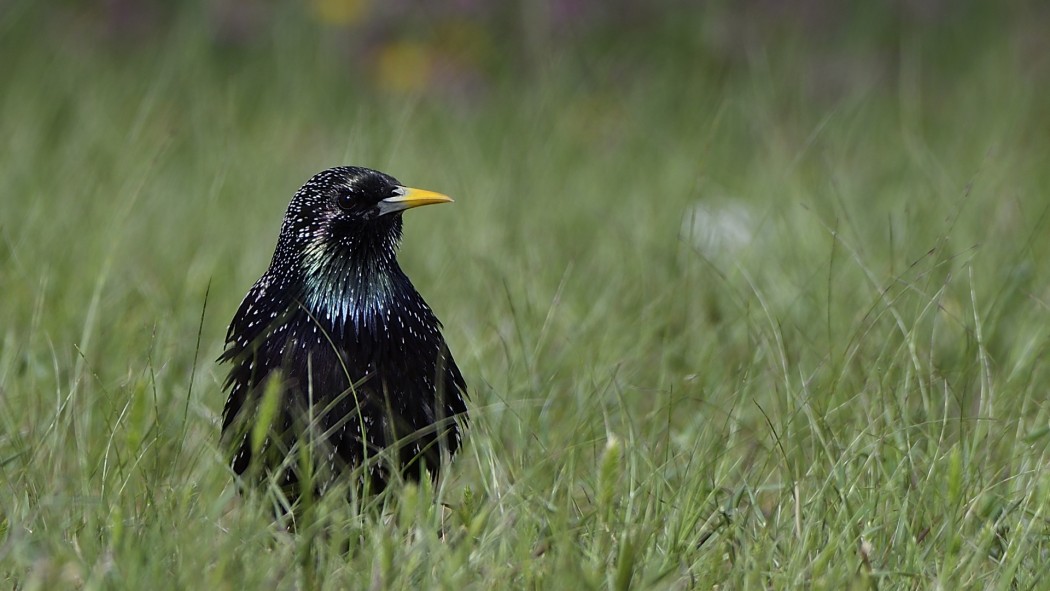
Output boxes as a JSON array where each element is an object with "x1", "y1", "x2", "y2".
[
  {"x1": 5, "y1": 0, "x2": 1048, "y2": 331},
  {"x1": 4, "y1": 0, "x2": 1047, "y2": 389},
  {"x1": 9, "y1": 1, "x2": 1049, "y2": 98}
]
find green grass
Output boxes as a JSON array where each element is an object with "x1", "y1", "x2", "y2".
[{"x1": 3, "y1": 7, "x2": 1050, "y2": 589}]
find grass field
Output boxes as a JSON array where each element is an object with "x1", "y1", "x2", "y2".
[{"x1": 3, "y1": 4, "x2": 1050, "y2": 589}]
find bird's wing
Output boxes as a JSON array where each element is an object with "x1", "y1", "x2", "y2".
[{"x1": 218, "y1": 276, "x2": 294, "y2": 434}]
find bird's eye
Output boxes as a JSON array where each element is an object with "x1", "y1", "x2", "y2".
[{"x1": 335, "y1": 190, "x2": 355, "y2": 211}]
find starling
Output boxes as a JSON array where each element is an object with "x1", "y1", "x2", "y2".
[{"x1": 219, "y1": 166, "x2": 468, "y2": 496}]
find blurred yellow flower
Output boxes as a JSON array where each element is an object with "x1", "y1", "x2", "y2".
[
  {"x1": 376, "y1": 40, "x2": 432, "y2": 93},
  {"x1": 310, "y1": 0, "x2": 367, "y2": 27}
]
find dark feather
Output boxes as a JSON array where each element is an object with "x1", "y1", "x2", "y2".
[{"x1": 219, "y1": 166, "x2": 468, "y2": 497}]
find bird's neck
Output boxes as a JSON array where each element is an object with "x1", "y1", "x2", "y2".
[{"x1": 297, "y1": 237, "x2": 415, "y2": 335}]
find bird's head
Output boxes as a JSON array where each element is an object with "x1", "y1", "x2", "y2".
[
  {"x1": 263, "y1": 166, "x2": 455, "y2": 327},
  {"x1": 277, "y1": 166, "x2": 453, "y2": 276}
]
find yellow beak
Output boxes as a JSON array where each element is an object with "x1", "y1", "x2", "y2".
[{"x1": 377, "y1": 186, "x2": 454, "y2": 216}]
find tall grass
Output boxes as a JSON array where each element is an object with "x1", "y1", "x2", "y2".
[{"x1": 2, "y1": 6, "x2": 1050, "y2": 589}]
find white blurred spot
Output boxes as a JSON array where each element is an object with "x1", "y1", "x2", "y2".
[{"x1": 681, "y1": 200, "x2": 754, "y2": 258}]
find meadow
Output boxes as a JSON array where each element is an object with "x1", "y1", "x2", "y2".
[{"x1": 2, "y1": 4, "x2": 1050, "y2": 589}]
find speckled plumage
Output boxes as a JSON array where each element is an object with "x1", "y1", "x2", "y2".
[{"x1": 219, "y1": 166, "x2": 468, "y2": 496}]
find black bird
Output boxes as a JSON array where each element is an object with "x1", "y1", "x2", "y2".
[{"x1": 219, "y1": 166, "x2": 468, "y2": 497}]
